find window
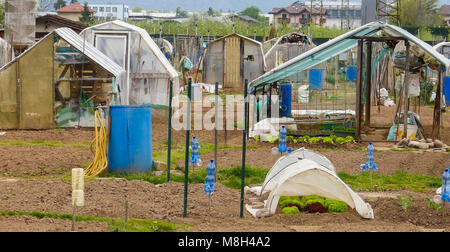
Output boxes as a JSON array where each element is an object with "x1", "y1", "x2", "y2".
[
  {"x1": 302, "y1": 13, "x2": 310, "y2": 19},
  {"x1": 112, "y1": 7, "x2": 118, "y2": 12},
  {"x1": 282, "y1": 13, "x2": 287, "y2": 19},
  {"x1": 106, "y1": 7, "x2": 111, "y2": 12},
  {"x1": 355, "y1": 10, "x2": 361, "y2": 18},
  {"x1": 331, "y1": 9, "x2": 338, "y2": 18},
  {"x1": 93, "y1": 7, "x2": 98, "y2": 12},
  {"x1": 99, "y1": 7, "x2": 104, "y2": 12}
]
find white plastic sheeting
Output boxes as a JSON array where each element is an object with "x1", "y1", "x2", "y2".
[
  {"x1": 249, "y1": 118, "x2": 296, "y2": 141},
  {"x1": 259, "y1": 150, "x2": 374, "y2": 219},
  {"x1": 0, "y1": 38, "x2": 14, "y2": 67},
  {"x1": 81, "y1": 20, "x2": 179, "y2": 107}
]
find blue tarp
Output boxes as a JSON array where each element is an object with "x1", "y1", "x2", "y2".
[
  {"x1": 281, "y1": 84, "x2": 292, "y2": 117},
  {"x1": 347, "y1": 66, "x2": 357, "y2": 82},
  {"x1": 445, "y1": 76, "x2": 450, "y2": 104},
  {"x1": 310, "y1": 69, "x2": 323, "y2": 90}
]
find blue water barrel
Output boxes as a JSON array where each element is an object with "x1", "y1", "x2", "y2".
[
  {"x1": 310, "y1": 69, "x2": 323, "y2": 90},
  {"x1": 108, "y1": 105, "x2": 152, "y2": 173},
  {"x1": 444, "y1": 76, "x2": 450, "y2": 104},
  {"x1": 347, "y1": 66, "x2": 357, "y2": 83},
  {"x1": 281, "y1": 83, "x2": 292, "y2": 117}
]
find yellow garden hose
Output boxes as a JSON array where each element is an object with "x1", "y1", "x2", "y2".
[{"x1": 85, "y1": 110, "x2": 108, "y2": 177}]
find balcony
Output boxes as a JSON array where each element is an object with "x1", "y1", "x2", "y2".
[{"x1": 277, "y1": 18, "x2": 290, "y2": 24}]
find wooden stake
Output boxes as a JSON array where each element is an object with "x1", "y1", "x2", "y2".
[
  {"x1": 125, "y1": 200, "x2": 129, "y2": 224},
  {"x1": 71, "y1": 206, "x2": 77, "y2": 232}
]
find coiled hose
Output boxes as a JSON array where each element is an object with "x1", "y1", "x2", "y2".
[{"x1": 85, "y1": 110, "x2": 108, "y2": 177}]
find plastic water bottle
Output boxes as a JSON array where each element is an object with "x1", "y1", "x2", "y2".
[
  {"x1": 204, "y1": 160, "x2": 216, "y2": 196},
  {"x1": 279, "y1": 126, "x2": 287, "y2": 153},
  {"x1": 191, "y1": 136, "x2": 200, "y2": 166},
  {"x1": 361, "y1": 142, "x2": 378, "y2": 171}
]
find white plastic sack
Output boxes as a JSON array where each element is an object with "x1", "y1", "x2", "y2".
[
  {"x1": 384, "y1": 98, "x2": 395, "y2": 107},
  {"x1": 408, "y1": 74, "x2": 420, "y2": 97},
  {"x1": 379, "y1": 88, "x2": 389, "y2": 98},
  {"x1": 297, "y1": 85, "x2": 309, "y2": 104}
]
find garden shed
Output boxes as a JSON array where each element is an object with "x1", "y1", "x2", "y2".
[
  {"x1": 0, "y1": 28, "x2": 126, "y2": 129},
  {"x1": 203, "y1": 33, "x2": 266, "y2": 91},
  {"x1": 80, "y1": 20, "x2": 180, "y2": 107}
]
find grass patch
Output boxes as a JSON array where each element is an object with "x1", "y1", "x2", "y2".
[
  {"x1": 0, "y1": 140, "x2": 90, "y2": 148},
  {"x1": 153, "y1": 144, "x2": 262, "y2": 165},
  {"x1": 100, "y1": 165, "x2": 268, "y2": 190},
  {"x1": 338, "y1": 172, "x2": 441, "y2": 193},
  {"x1": 0, "y1": 210, "x2": 186, "y2": 232},
  {"x1": 390, "y1": 148, "x2": 418, "y2": 152}
]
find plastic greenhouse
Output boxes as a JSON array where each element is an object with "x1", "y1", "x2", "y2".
[
  {"x1": 247, "y1": 148, "x2": 374, "y2": 219},
  {"x1": 249, "y1": 21, "x2": 450, "y2": 141},
  {"x1": 0, "y1": 28, "x2": 126, "y2": 129},
  {"x1": 80, "y1": 20, "x2": 180, "y2": 107}
]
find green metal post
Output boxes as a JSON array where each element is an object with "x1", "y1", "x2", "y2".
[
  {"x1": 240, "y1": 79, "x2": 248, "y2": 218},
  {"x1": 214, "y1": 82, "x2": 219, "y2": 182},
  {"x1": 183, "y1": 78, "x2": 192, "y2": 218},
  {"x1": 167, "y1": 80, "x2": 173, "y2": 182}
]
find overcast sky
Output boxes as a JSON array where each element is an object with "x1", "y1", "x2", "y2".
[{"x1": 84, "y1": 0, "x2": 449, "y2": 13}]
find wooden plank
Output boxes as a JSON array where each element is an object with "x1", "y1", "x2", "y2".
[
  {"x1": 355, "y1": 40, "x2": 364, "y2": 141},
  {"x1": 403, "y1": 41, "x2": 411, "y2": 139},
  {"x1": 129, "y1": 73, "x2": 170, "y2": 79},
  {"x1": 365, "y1": 41, "x2": 372, "y2": 126},
  {"x1": 432, "y1": 69, "x2": 442, "y2": 140}
]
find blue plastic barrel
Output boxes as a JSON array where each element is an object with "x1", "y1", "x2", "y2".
[
  {"x1": 444, "y1": 76, "x2": 450, "y2": 104},
  {"x1": 310, "y1": 69, "x2": 323, "y2": 90},
  {"x1": 281, "y1": 84, "x2": 292, "y2": 117},
  {"x1": 108, "y1": 105, "x2": 152, "y2": 173}
]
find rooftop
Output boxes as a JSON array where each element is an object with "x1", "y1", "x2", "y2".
[
  {"x1": 55, "y1": 3, "x2": 95, "y2": 13},
  {"x1": 270, "y1": 2, "x2": 327, "y2": 15}
]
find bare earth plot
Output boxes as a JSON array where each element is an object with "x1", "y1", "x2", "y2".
[{"x1": 0, "y1": 106, "x2": 449, "y2": 232}]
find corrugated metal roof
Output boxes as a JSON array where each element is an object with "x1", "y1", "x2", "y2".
[
  {"x1": 82, "y1": 20, "x2": 179, "y2": 79},
  {"x1": 54, "y1": 28, "x2": 125, "y2": 78}
]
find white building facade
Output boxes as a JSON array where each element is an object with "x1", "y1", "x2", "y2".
[
  {"x1": 315, "y1": 1, "x2": 362, "y2": 29},
  {"x1": 88, "y1": 4, "x2": 130, "y2": 20}
]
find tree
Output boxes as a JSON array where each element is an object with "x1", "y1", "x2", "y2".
[
  {"x1": 70, "y1": 0, "x2": 78, "y2": 3},
  {"x1": 79, "y1": 2, "x2": 93, "y2": 25},
  {"x1": 38, "y1": 0, "x2": 54, "y2": 12},
  {"x1": 389, "y1": 0, "x2": 441, "y2": 27},
  {"x1": 207, "y1": 7, "x2": 221, "y2": 17},
  {"x1": 0, "y1": 3, "x2": 4, "y2": 28},
  {"x1": 176, "y1": 7, "x2": 188, "y2": 18},
  {"x1": 54, "y1": 0, "x2": 66, "y2": 10},
  {"x1": 133, "y1": 7, "x2": 143, "y2": 13},
  {"x1": 239, "y1": 6, "x2": 261, "y2": 20},
  {"x1": 269, "y1": 24, "x2": 278, "y2": 39}
]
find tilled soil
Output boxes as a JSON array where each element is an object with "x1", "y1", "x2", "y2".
[
  {"x1": 0, "y1": 178, "x2": 448, "y2": 232},
  {"x1": 0, "y1": 146, "x2": 92, "y2": 176},
  {"x1": 0, "y1": 106, "x2": 449, "y2": 232}
]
